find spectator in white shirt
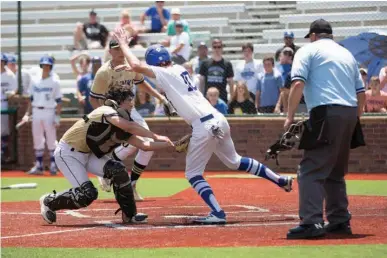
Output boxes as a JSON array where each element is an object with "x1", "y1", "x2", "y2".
[
  {"x1": 169, "y1": 21, "x2": 191, "y2": 65},
  {"x1": 189, "y1": 42, "x2": 209, "y2": 75},
  {"x1": 234, "y1": 43, "x2": 264, "y2": 101}
]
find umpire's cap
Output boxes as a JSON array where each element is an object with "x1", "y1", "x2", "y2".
[
  {"x1": 6, "y1": 54, "x2": 17, "y2": 64},
  {"x1": 145, "y1": 44, "x2": 171, "y2": 66},
  {"x1": 304, "y1": 19, "x2": 332, "y2": 38},
  {"x1": 39, "y1": 55, "x2": 55, "y2": 68},
  {"x1": 1, "y1": 53, "x2": 8, "y2": 64}
]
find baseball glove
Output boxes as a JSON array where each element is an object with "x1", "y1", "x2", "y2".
[
  {"x1": 174, "y1": 134, "x2": 191, "y2": 153},
  {"x1": 265, "y1": 121, "x2": 304, "y2": 165}
]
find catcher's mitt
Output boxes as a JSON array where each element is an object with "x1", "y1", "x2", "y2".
[
  {"x1": 174, "y1": 134, "x2": 191, "y2": 153},
  {"x1": 265, "y1": 121, "x2": 304, "y2": 165}
]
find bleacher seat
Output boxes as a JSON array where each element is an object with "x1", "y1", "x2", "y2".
[
  {"x1": 280, "y1": 12, "x2": 387, "y2": 29},
  {"x1": 263, "y1": 26, "x2": 387, "y2": 43},
  {"x1": 1, "y1": 4, "x2": 245, "y2": 21},
  {"x1": 296, "y1": 1, "x2": 387, "y2": 13}
]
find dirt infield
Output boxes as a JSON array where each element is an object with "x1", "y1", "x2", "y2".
[{"x1": 1, "y1": 174, "x2": 387, "y2": 248}]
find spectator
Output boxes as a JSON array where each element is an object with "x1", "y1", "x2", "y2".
[
  {"x1": 206, "y1": 87, "x2": 228, "y2": 115},
  {"x1": 115, "y1": 10, "x2": 140, "y2": 48},
  {"x1": 275, "y1": 31, "x2": 301, "y2": 62},
  {"x1": 256, "y1": 57, "x2": 284, "y2": 113},
  {"x1": 234, "y1": 43, "x2": 264, "y2": 101},
  {"x1": 154, "y1": 97, "x2": 166, "y2": 116},
  {"x1": 165, "y1": 8, "x2": 191, "y2": 44},
  {"x1": 228, "y1": 82, "x2": 256, "y2": 115},
  {"x1": 169, "y1": 21, "x2": 191, "y2": 65},
  {"x1": 276, "y1": 47, "x2": 294, "y2": 113},
  {"x1": 6, "y1": 54, "x2": 33, "y2": 96},
  {"x1": 77, "y1": 56, "x2": 102, "y2": 114},
  {"x1": 70, "y1": 52, "x2": 90, "y2": 81},
  {"x1": 379, "y1": 66, "x2": 387, "y2": 93},
  {"x1": 199, "y1": 39, "x2": 234, "y2": 103},
  {"x1": 72, "y1": 10, "x2": 109, "y2": 50},
  {"x1": 183, "y1": 62, "x2": 200, "y2": 90},
  {"x1": 189, "y1": 42, "x2": 209, "y2": 75},
  {"x1": 364, "y1": 76, "x2": 387, "y2": 113},
  {"x1": 140, "y1": 1, "x2": 170, "y2": 33},
  {"x1": 360, "y1": 68, "x2": 368, "y2": 90},
  {"x1": 135, "y1": 88, "x2": 156, "y2": 116}
]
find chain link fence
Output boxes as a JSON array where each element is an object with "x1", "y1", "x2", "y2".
[{"x1": 1, "y1": 1, "x2": 386, "y2": 118}]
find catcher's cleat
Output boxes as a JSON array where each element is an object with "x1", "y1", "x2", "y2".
[
  {"x1": 280, "y1": 176, "x2": 294, "y2": 192},
  {"x1": 39, "y1": 193, "x2": 57, "y2": 224},
  {"x1": 98, "y1": 177, "x2": 112, "y2": 192},
  {"x1": 122, "y1": 211, "x2": 148, "y2": 224},
  {"x1": 193, "y1": 212, "x2": 226, "y2": 225},
  {"x1": 132, "y1": 183, "x2": 144, "y2": 202},
  {"x1": 27, "y1": 165, "x2": 44, "y2": 175}
]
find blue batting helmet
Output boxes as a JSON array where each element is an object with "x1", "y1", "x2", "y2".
[
  {"x1": 145, "y1": 44, "x2": 171, "y2": 66},
  {"x1": 7, "y1": 54, "x2": 17, "y2": 64},
  {"x1": 39, "y1": 55, "x2": 54, "y2": 68},
  {"x1": 1, "y1": 53, "x2": 8, "y2": 64}
]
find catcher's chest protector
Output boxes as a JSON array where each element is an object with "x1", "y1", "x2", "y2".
[{"x1": 85, "y1": 108, "x2": 133, "y2": 158}]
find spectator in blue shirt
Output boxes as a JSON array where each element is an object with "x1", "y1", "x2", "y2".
[
  {"x1": 77, "y1": 56, "x2": 102, "y2": 114},
  {"x1": 140, "y1": 1, "x2": 170, "y2": 33},
  {"x1": 255, "y1": 57, "x2": 284, "y2": 113},
  {"x1": 206, "y1": 87, "x2": 228, "y2": 115}
]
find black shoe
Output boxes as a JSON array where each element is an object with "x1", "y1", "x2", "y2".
[
  {"x1": 287, "y1": 223, "x2": 326, "y2": 239},
  {"x1": 325, "y1": 221, "x2": 352, "y2": 234}
]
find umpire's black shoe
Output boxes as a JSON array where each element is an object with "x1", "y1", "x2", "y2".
[
  {"x1": 287, "y1": 223, "x2": 326, "y2": 239},
  {"x1": 325, "y1": 221, "x2": 352, "y2": 235}
]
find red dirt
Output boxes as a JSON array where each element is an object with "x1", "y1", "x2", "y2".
[
  {"x1": 2, "y1": 171, "x2": 387, "y2": 180},
  {"x1": 1, "y1": 177, "x2": 387, "y2": 248}
]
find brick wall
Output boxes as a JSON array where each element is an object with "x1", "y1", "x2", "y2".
[{"x1": 5, "y1": 98, "x2": 387, "y2": 172}]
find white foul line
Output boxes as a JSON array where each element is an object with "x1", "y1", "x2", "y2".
[
  {"x1": 1, "y1": 226, "x2": 98, "y2": 239},
  {"x1": 64, "y1": 210, "x2": 90, "y2": 218}
]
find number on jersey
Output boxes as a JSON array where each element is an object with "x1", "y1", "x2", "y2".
[{"x1": 180, "y1": 71, "x2": 197, "y2": 92}]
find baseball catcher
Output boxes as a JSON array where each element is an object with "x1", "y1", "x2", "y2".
[
  {"x1": 265, "y1": 120, "x2": 304, "y2": 165},
  {"x1": 39, "y1": 87, "x2": 190, "y2": 225}
]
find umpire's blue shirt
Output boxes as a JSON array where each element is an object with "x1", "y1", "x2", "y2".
[
  {"x1": 78, "y1": 73, "x2": 94, "y2": 114},
  {"x1": 291, "y1": 38, "x2": 365, "y2": 112}
]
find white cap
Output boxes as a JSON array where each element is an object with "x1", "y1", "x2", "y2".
[{"x1": 171, "y1": 8, "x2": 181, "y2": 15}]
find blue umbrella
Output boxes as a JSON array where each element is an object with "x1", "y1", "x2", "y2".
[{"x1": 339, "y1": 31, "x2": 387, "y2": 80}]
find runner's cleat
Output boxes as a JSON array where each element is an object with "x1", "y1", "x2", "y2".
[
  {"x1": 98, "y1": 177, "x2": 111, "y2": 192},
  {"x1": 193, "y1": 212, "x2": 226, "y2": 225},
  {"x1": 27, "y1": 165, "x2": 44, "y2": 175},
  {"x1": 280, "y1": 176, "x2": 293, "y2": 192}
]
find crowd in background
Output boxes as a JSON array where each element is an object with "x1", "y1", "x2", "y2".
[{"x1": 2, "y1": 1, "x2": 387, "y2": 118}]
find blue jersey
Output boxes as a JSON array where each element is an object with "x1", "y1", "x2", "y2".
[
  {"x1": 145, "y1": 6, "x2": 170, "y2": 32},
  {"x1": 291, "y1": 38, "x2": 365, "y2": 112},
  {"x1": 78, "y1": 73, "x2": 94, "y2": 114}
]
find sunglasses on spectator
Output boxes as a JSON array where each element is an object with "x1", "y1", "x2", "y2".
[{"x1": 212, "y1": 45, "x2": 222, "y2": 49}]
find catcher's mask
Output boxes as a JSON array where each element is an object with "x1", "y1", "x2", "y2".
[{"x1": 265, "y1": 121, "x2": 304, "y2": 165}]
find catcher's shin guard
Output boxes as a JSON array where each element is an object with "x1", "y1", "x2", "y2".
[
  {"x1": 103, "y1": 159, "x2": 137, "y2": 221},
  {"x1": 45, "y1": 181, "x2": 98, "y2": 211}
]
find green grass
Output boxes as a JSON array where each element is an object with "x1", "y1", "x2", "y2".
[
  {"x1": 2, "y1": 245, "x2": 387, "y2": 258},
  {"x1": 0, "y1": 178, "x2": 190, "y2": 202},
  {"x1": 346, "y1": 180, "x2": 387, "y2": 196}
]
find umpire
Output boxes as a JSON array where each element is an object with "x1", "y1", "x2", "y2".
[{"x1": 284, "y1": 19, "x2": 365, "y2": 239}]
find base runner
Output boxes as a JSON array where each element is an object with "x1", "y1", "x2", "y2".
[
  {"x1": 113, "y1": 29, "x2": 293, "y2": 224},
  {"x1": 39, "y1": 87, "x2": 181, "y2": 224},
  {"x1": 90, "y1": 39, "x2": 176, "y2": 201}
]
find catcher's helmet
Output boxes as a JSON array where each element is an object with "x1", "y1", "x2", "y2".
[
  {"x1": 39, "y1": 55, "x2": 54, "y2": 68},
  {"x1": 1, "y1": 53, "x2": 8, "y2": 64},
  {"x1": 145, "y1": 44, "x2": 170, "y2": 66}
]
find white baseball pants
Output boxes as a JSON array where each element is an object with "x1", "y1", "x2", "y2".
[
  {"x1": 54, "y1": 141, "x2": 109, "y2": 187},
  {"x1": 32, "y1": 107, "x2": 57, "y2": 151},
  {"x1": 185, "y1": 112, "x2": 242, "y2": 180}
]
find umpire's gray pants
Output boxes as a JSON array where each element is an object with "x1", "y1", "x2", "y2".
[{"x1": 298, "y1": 105, "x2": 357, "y2": 225}]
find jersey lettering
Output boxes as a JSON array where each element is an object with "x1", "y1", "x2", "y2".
[{"x1": 180, "y1": 71, "x2": 197, "y2": 92}]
